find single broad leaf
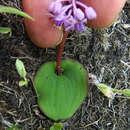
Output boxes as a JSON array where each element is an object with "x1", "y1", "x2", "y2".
[
  {"x1": 16, "y1": 59, "x2": 27, "y2": 80},
  {"x1": 34, "y1": 59, "x2": 88, "y2": 121},
  {"x1": 0, "y1": 27, "x2": 12, "y2": 36},
  {"x1": 50, "y1": 123, "x2": 63, "y2": 130},
  {"x1": 0, "y1": 5, "x2": 34, "y2": 20}
]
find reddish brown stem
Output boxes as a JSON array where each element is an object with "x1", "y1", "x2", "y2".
[{"x1": 56, "y1": 31, "x2": 68, "y2": 75}]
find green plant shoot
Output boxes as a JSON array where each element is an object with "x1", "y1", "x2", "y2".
[
  {"x1": 0, "y1": 5, "x2": 34, "y2": 20},
  {"x1": 50, "y1": 123, "x2": 63, "y2": 130},
  {"x1": 6, "y1": 124, "x2": 20, "y2": 130},
  {"x1": 0, "y1": 27, "x2": 12, "y2": 36},
  {"x1": 15, "y1": 59, "x2": 28, "y2": 86},
  {"x1": 0, "y1": 5, "x2": 34, "y2": 36},
  {"x1": 97, "y1": 83, "x2": 130, "y2": 98}
]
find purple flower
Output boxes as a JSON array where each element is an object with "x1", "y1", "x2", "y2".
[
  {"x1": 85, "y1": 7, "x2": 97, "y2": 20},
  {"x1": 49, "y1": 0, "x2": 96, "y2": 32},
  {"x1": 49, "y1": 1, "x2": 62, "y2": 14}
]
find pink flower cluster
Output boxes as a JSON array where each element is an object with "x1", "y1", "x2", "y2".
[{"x1": 49, "y1": 0, "x2": 96, "y2": 32}]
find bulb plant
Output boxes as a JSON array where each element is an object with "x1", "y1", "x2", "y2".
[{"x1": 23, "y1": 0, "x2": 126, "y2": 123}]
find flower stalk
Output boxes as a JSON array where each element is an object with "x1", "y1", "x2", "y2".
[
  {"x1": 56, "y1": 30, "x2": 68, "y2": 75},
  {"x1": 50, "y1": 0, "x2": 96, "y2": 75}
]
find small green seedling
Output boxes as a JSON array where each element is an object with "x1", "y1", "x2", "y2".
[
  {"x1": 97, "y1": 83, "x2": 130, "y2": 98},
  {"x1": 50, "y1": 123, "x2": 63, "y2": 130},
  {"x1": 0, "y1": 5, "x2": 34, "y2": 36},
  {"x1": 15, "y1": 59, "x2": 28, "y2": 86},
  {"x1": 6, "y1": 124, "x2": 20, "y2": 130},
  {"x1": 97, "y1": 84, "x2": 115, "y2": 98},
  {"x1": 0, "y1": 5, "x2": 34, "y2": 20},
  {"x1": 89, "y1": 74, "x2": 130, "y2": 98},
  {"x1": 0, "y1": 27, "x2": 12, "y2": 37}
]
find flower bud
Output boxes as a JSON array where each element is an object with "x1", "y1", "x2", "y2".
[
  {"x1": 74, "y1": 8, "x2": 85, "y2": 20},
  {"x1": 49, "y1": 1, "x2": 62, "y2": 14},
  {"x1": 85, "y1": 7, "x2": 97, "y2": 20}
]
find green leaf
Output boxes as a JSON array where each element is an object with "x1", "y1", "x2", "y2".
[
  {"x1": 122, "y1": 89, "x2": 130, "y2": 97},
  {"x1": 50, "y1": 123, "x2": 63, "y2": 130},
  {"x1": 19, "y1": 80, "x2": 28, "y2": 87},
  {"x1": 0, "y1": 27, "x2": 12, "y2": 36},
  {"x1": 0, "y1": 5, "x2": 34, "y2": 20},
  {"x1": 16, "y1": 59, "x2": 27, "y2": 80},
  {"x1": 97, "y1": 83, "x2": 114, "y2": 98},
  {"x1": 7, "y1": 124, "x2": 20, "y2": 130},
  {"x1": 34, "y1": 60, "x2": 88, "y2": 121}
]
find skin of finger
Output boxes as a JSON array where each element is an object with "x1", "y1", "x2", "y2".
[{"x1": 23, "y1": 0, "x2": 63, "y2": 48}]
